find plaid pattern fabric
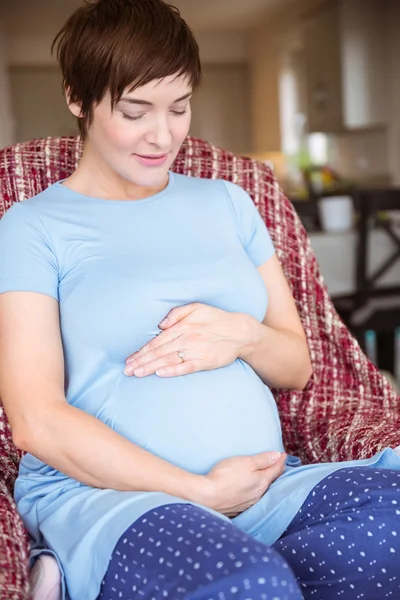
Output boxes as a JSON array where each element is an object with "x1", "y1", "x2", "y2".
[
  {"x1": 0, "y1": 482, "x2": 29, "y2": 600},
  {"x1": 0, "y1": 135, "x2": 399, "y2": 599}
]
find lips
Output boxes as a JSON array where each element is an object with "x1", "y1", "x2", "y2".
[{"x1": 134, "y1": 153, "x2": 169, "y2": 167}]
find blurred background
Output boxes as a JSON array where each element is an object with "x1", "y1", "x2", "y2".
[
  {"x1": 0, "y1": 0, "x2": 400, "y2": 383},
  {"x1": 1, "y1": 0, "x2": 398, "y2": 192}
]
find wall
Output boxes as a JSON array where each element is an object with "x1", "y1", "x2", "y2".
[
  {"x1": 0, "y1": 19, "x2": 15, "y2": 148},
  {"x1": 190, "y1": 64, "x2": 251, "y2": 153},
  {"x1": 325, "y1": 0, "x2": 393, "y2": 185},
  {"x1": 9, "y1": 66, "x2": 78, "y2": 142},
  {"x1": 387, "y1": 0, "x2": 400, "y2": 186},
  {"x1": 250, "y1": 51, "x2": 282, "y2": 153},
  {"x1": 196, "y1": 32, "x2": 249, "y2": 65},
  {"x1": 340, "y1": 0, "x2": 388, "y2": 129},
  {"x1": 6, "y1": 32, "x2": 250, "y2": 66},
  {"x1": 249, "y1": 0, "x2": 331, "y2": 154},
  {"x1": 3, "y1": 0, "x2": 251, "y2": 65}
]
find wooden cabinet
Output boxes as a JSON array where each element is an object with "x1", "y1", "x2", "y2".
[
  {"x1": 304, "y1": 0, "x2": 387, "y2": 133},
  {"x1": 304, "y1": 4, "x2": 344, "y2": 132}
]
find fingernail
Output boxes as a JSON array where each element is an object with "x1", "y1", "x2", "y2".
[
  {"x1": 134, "y1": 367, "x2": 144, "y2": 377},
  {"x1": 159, "y1": 318, "x2": 168, "y2": 326},
  {"x1": 126, "y1": 357, "x2": 135, "y2": 365},
  {"x1": 124, "y1": 364, "x2": 135, "y2": 376},
  {"x1": 270, "y1": 452, "x2": 281, "y2": 462}
]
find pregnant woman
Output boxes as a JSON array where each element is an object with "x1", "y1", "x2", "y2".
[{"x1": 0, "y1": 1, "x2": 399, "y2": 599}]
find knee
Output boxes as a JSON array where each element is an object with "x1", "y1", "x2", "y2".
[{"x1": 232, "y1": 546, "x2": 302, "y2": 599}]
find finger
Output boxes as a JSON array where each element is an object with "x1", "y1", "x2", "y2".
[
  {"x1": 158, "y1": 303, "x2": 199, "y2": 329},
  {"x1": 261, "y1": 454, "x2": 287, "y2": 486},
  {"x1": 126, "y1": 333, "x2": 169, "y2": 364},
  {"x1": 126, "y1": 329, "x2": 183, "y2": 364},
  {"x1": 156, "y1": 361, "x2": 198, "y2": 377},
  {"x1": 125, "y1": 350, "x2": 187, "y2": 377},
  {"x1": 251, "y1": 451, "x2": 283, "y2": 471},
  {"x1": 127, "y1": 338, "x2": 187, "y2": 372}
]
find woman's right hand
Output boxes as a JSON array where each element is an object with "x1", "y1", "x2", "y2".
[{"x1": 198, "y1": 451, "x2": 287, "y2": 517}]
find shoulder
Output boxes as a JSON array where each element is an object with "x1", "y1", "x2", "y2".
[
  {"x1": 0, "y1": 183, "x2": 72, "y2": 243},
  {"x1": 2, "y1": 183, "x2": 62, "y2": 220},
  {"x1": 0, "y1": 199, "x2": 38, "y2": 229},
  {"x1": 171, "y1": 172, "x2": 226, "y2": 193},
  {"x1": 171, "y1": 174, "x2": 258, "y2": 226},
  {"x1": 0, "y1": 186, "x2": 64, "y2": 252},
  {"x1": 23, "y1": 183, "x2": 63, "y2": 212},
  {"x1": 171, "y1": 173, "x2": 251, "y2": 206}
]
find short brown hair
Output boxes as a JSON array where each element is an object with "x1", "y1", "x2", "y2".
[{"x1": 52, "y1": 0, "x2": 202, "y2": 138}]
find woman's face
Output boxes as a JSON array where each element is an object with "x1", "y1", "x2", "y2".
[{"x1": 76, "y1": 74, "x2": 192, "y2": 189}]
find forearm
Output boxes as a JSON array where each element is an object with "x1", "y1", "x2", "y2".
[
  {"x1": 239, "y1": 315, "x2": 312, "y2": 390},
  {"x1": 17, "y1": 402, "x2": 204, "y2": 499}
]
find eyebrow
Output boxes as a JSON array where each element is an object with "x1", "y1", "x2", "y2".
[{"x1": 119, "y1": 92, "x2": 192, "y2": 106}]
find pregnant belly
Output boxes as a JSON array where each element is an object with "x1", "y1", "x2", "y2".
[{"x1": 111, "y1": 359, "x2": 284, "y2": 474}]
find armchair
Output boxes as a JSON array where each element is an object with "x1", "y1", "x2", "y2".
[{"x1": 0, "y1": 135, "x2": 398, "y2": 599}]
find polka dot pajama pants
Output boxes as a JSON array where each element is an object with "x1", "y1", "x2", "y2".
[
  {"x1": 274, "y1": 467, "x2": 400, "y2": 599},
  {"x1": 97, "y1": 468, "x2": 400, "y2": 600}
]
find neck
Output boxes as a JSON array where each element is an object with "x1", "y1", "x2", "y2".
[{"x1": 63, "y1": 143, "x2": 169, "y2": 201}]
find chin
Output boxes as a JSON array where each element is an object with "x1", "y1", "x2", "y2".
[{"x1": 124, "y1": 167, "x2": 171, "y2": 188}]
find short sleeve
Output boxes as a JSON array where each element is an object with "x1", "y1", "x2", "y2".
[
  {"x1": 222, "y1": 180, "x2": 275, "y2": 267},
  {"x1": 0, "y1": 202, "x2": 59, "y2": 301}
]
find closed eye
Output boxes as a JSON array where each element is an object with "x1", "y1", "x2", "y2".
[
  {"x1": 122, "y1": 113, "x2": 145, "y2": 121},
  {"x1": 122, "y1": 109, "x2": 188, "y2": 121}
]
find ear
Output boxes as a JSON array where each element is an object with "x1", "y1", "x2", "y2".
[
  {"x1": 65, "y1": 89, "x2": 83, "y2": 118},
  {"x1": 68, "y1": 101, "x2": 83, "y2": 119}
]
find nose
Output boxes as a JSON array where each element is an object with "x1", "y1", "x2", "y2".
[{"x1": 145, "y1": 115, "x2": 172, "y2": 149}]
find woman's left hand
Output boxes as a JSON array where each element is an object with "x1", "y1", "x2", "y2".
[{"x1": 124, "y1": 303, "x2": 256, "y2": 378}]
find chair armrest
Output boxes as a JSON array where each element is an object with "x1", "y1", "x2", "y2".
[
  {"x1": 0, "y1": 481, "x2": 29, "y2": 600},
  {"x1": 276, "y1": 353, "x2": 400, "y2": 465},
  {"x1": 297, "y1": 363, "x2": 400, "y2": 462},
  {"x1": 312, "y1": 412, "x2": 400, "y2": 462}
]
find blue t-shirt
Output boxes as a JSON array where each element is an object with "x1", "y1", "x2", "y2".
[{"x1": 0, "y1": 171, "x2": 398, "y2": 600}]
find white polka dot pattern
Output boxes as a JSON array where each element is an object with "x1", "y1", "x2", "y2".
[
  {"x1": 274, "y1": 467, "x2": 400, "y2": 599},
  {"x1": 98, "y1": 504, "x2": 301, "y2": 600},
  {"x1": 98, "y1": 468, "x2": 400, "y2": 600}
]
